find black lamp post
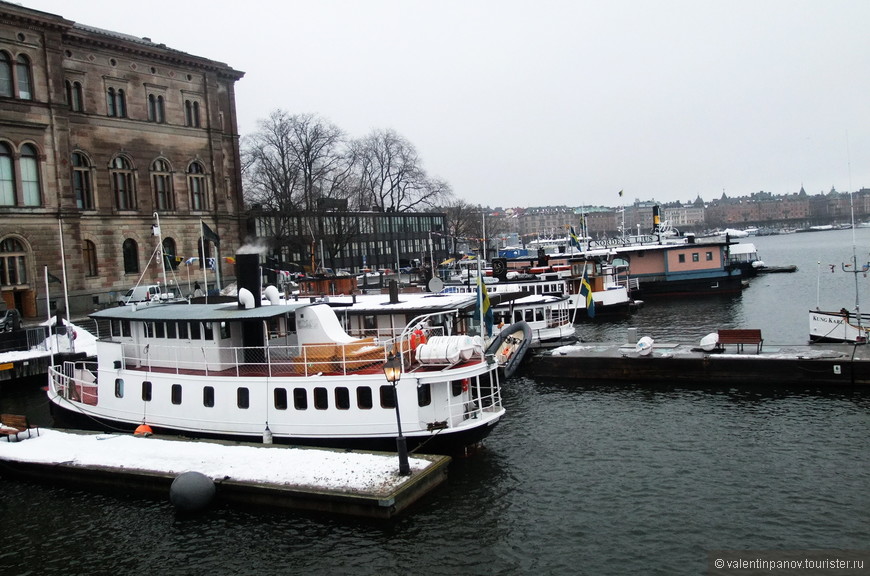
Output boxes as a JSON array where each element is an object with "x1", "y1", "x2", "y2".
[{"x1": 383, "y1": 352, "x2": 411, "y2": 476}]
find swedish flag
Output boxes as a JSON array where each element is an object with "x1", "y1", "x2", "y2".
[
  {"x1": 569, "y1": 225, "x2": 581, "y2": 248},
  {"x1": 580, "y1": 268, "x2": 595, "y2": 318},
  {"x1": 477, "y1": 276, "x2": 494, "y2": 335}
]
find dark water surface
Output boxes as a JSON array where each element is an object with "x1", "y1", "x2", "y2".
[{"x1": 1, "y1": 231, "x2": 869, "y2": 576}]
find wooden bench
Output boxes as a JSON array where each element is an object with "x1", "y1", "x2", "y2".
[
  {"x1": 717, "y1": 329, "x2": 763, "y2": 353},
  {"x1": 0, "y1": 413, "x2": 39, "y2": 442}
]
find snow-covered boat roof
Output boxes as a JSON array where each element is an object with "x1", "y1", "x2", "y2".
[{"x1": 91, "y1": 301, "x2": 310, "y2": 322}]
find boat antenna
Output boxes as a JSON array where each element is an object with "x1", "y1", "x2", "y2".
[
  {"x1": 847, "y1": 133, "x2": 861, "y2": 332},
  {"x1": 153, "y1": 212, "x2": 168, "y2": 297}
]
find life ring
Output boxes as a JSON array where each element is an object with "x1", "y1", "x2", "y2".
[{"x1": 461, "y1": 378, "x2": 469, "y2": 392}]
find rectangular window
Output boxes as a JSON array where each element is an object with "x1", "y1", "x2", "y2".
[
  {"x1": 692, "y1": 253, "x2": 700, "y2": 262},
  {"x1": 335, "y1": 387, "x2": 350, "y2": 410},
  {"x1": 706, "y1": 251, "x2": 713, "y2": 261},
  {"x1": 203, "y1": 322, "x2": 214, "y2": 340},
  {"x1": 220, "y1": 322, "x2": 230, "y2": 339},
  {"x1": 380, "y1": 385, "x2": 396, "y2": 409},
  {"x1": 177, "y1": 322, "x2": 189, "y2": 340},
  {"x1": 237, "y1": 387, "x2": 249, "y2": 409},
  {"x1": 203, "y1": 386, "x2": 214, "y2": 408},
  {"x1": 451, "y1": 380, "x2": 464, "y2": 397},
  {"x1": 190, "y1": 321, "x2": 201, "y2": 340},
  {"x1": 171, "y1": 384, "x2": 182, "y2": 405},
  {"x1": 114, "y1": 378, "x2": 124, "y2": 398},
  {"x1": 274, "y1": 388, "x2": 288, "y2": 410},
  {"x1": 155, "y1": 322, "x2": 165, "y2": 338},
  {"x1": 678, "y1": 254, "x2": 686, "y2": 263},
  {"x1": 142, "y1": 380, "x2": 152, "y2": 401},
  {"x1": 293, "y1": 388, "x2": 308, "y2": 410},
  {"x1": 121, "y1": 320, "x2": 131, "y2": 337},
  {"x1": 356, "y1": 387, "x2": 373, "y2": 409},
  {"x1": 417, "y1": 383, "x2": 432, "y2": 407},
  {"x1": 314, "y1": 387, "x2": 328, "y2": 410},
  {"x1": 166, "y1": 321, "x2": 177, "y2": 339}
]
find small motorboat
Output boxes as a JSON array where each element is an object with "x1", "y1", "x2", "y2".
[{"x1": 486, "y1": 321, "x2": 532, "y2": 379}]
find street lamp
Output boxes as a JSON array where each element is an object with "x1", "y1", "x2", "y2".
[{"x1": 382, "y1": 352, "x2": 411, "y2": 476}]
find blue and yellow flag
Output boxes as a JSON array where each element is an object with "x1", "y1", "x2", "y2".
[
  {"x1": 579, "y1": 268, "x2": 595, "y2": 318},
  {"x1": 476, "y1": 276, "x2": 494, "y2": 335},
  {"x1": 569, "y1": 225, "x2": 581, "y2": 248}
]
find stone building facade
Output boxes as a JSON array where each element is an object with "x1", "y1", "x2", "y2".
[{"x1": 0, "y1": 2, "x2": 245, "y2": 318}]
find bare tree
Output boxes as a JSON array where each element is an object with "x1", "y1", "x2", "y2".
[
  {"x1": 242, "y1": 111, "x2": 351, "y2": 211},
  {"x1": 350, "y1": 128, "x2": 451, "y2": 211}
]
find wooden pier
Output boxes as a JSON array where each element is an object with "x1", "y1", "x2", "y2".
[
  {"x1": 0, "y1": 429, "x2": 450, "y2": 519},
  {"x1": 527, "y1": 341, "x2": 870, "y2": 386}
]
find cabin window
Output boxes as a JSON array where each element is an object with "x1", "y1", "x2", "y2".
[
  {"x1": 237, "y1": 387, "x2": 249, "y2": 409},
  {"x1": 220, "y1": 322, "x2": 230, "y2": 339},
  {"x1": 155, "y1": 322, "x2": 165, "y2": 338},
  {"x1": 203, "y1": 386, "x2": 215, "y2": 408},
  {"x1": 692, "y1": 253, "x2": 700, "y2": 262},
  {"x1": 678, "y1": 254, "x2": 686, "y2": 263},
  {"x1": 356, "y1": 386, "x2": 373, "y2": 409},
  {"x1": 335, "y1": 387, "x2": 350, "y2": 410},
  {"x1": 114, "y1": 378, "x2": 124, "y2": 398},
  {"x1": 451, "y1": 380, "x2": 464, "y2": 397},
  {"x1": 144, "y1": 322, "x2": 153, "y2": 338},
  {"x1": 293, "y1": 388, "x2": 308, "y2": 410},
  {"x1": 142, "y1": 380, "x2": 152, "y2": 401},
  {"x1": 706, "y1": 251, "x2": 713, "y2": 261},
  {"x1": 110, "y1": 319, "x2": 120, "y2": 337},
  {"x1": 121, "y1": 320, "x2": 131, "y2": 337},
  {"x1": 417, "y1": 383, "x2": 432, "y2": 407},
  {"x1": 380, "y1": 385, "x2": 396, "y2": 409},
  {"x1": 166, "y1": 321, "x2": 177, "y2": 339},
  {"x1": 190, "y1": 321, "x2": 201, "y2": 340},
  {"x1": 274, "y1": 388, "x2": 288, "y2": 410},
  {"x1": 203, "y1": 322, "x2": 214, "y2": 340},
  {"x1": 177, "y1": 322, "x2": 189, "y2": 340},
  {"x1": 171, "y1": 384, "x2": 182, "y2": 405},
  {"x1": 313, "y1": 387, "x2": 328, "y2": 410}
]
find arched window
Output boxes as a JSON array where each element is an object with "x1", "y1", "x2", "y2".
[
  {"x1": 122, "y1": 238, "x2": 139, "y2": 274},
  {"x1": 187, "y1": 161, "x2": 207, "y2": 211},
  {"x1": 15, "y1": 55, "x2": 32, "y2": 100},
  {"x1": 20, "y1": 144, "x2": 40, "y2": 206},
  {"x1": 151, "y1": 158, "x2": 174, "y2": 211},
  {"x1": 72, "y1": 152, "x2": 94, "y2": 210},
  {"x1": 185, "y1": 100, "x2": 201, "y2": 127},
  {"x1": 110, "y1": 156, "x2": 136, "y2": 210},
  {"x1": 107, "y1": 87, "x2": 126, "y2": 117},
  {"x1": 0, "y1": 52, "x2": 11, "y2": 97},
  {"x1": 162, "y1": 237, "x2": 179, "y2": 270},
  {"x1": 66, "y1": 80, "x2": 83, "y2": 112},
  {"x1": 0, "y1": 237, "x2": 27, "y2": 286},
  {"x1": 147, "y1": 94, "x2": 165, "y2": 123},
  {"x1": 0, "y1": 142, "x2": 13, "y2": 205},
  {"x1": 83, "y1": 239, "x2": 98, "y2": 277}
]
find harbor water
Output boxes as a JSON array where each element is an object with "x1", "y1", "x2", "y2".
[{"x1": 1, "y1": 230, "x2": 869, "y2": 575}]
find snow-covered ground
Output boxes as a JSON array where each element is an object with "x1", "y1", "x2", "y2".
[
  {"x1": 0, "y1": 318, "x2": 97, "y2": 362},
  {"x1": 0, "y1": 428, "x2": 429, "y2": 494}
]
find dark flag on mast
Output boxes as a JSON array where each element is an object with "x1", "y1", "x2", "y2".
[{"x1": 201, "y1": 221, "x2": 220, "y2": 247}]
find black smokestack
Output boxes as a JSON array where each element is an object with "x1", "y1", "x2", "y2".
[{"x1": 235, "y1": 253, "x2": 261, "y2": 308}]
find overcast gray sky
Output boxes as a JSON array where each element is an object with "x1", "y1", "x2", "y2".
[{"x1": 24, "y1": 0, "x2": 870, "y2": 208}]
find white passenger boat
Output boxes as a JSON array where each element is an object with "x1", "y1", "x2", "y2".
[{"x1": 46, "y1": 255, "x2": 504, "y2": 454}]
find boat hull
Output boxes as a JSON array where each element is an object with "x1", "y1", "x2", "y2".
[
  {"x1": 486, "y1": 321, "x2": 532, "y2": 379},
  {"x1": 48, "y1": 395, "x2": 504, "y2": 456},
  {"x1": 809, "y1": 309, "x2": 870, "y2": 343}
]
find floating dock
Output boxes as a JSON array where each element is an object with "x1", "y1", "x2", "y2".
[
  {"x1": 528, "y1": 341, "x2": 870, "y2": 386},
  {"x1": 0, "y1": 429, "x2": 450, "y2": 519}
]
